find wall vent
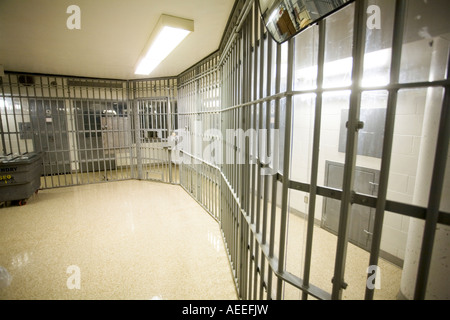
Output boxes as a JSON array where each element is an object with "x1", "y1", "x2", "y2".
[{"x1": 18, "y1": 75, "x2": 35, "y2": 86}]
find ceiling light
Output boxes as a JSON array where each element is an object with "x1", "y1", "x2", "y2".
[{"x1": 135, "y1": 14, "x2": 194, "y2": 76}]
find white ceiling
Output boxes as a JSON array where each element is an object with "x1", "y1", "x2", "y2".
[{"x1": 0, "y1": 0, "x2": 235, "y2": 80}]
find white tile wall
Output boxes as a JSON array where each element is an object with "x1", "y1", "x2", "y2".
[
  {"x1": 388, "y1": 173, "x2": 409, "y2": 193},
  {"x1": 286, "y1": 83, "x2": 434, "y2": 265},
  {"x1": 394, "y1": 114, "x2": 424, "y2": 136},
  {"x1": 392, "y1": 135, "x2": 414, "y2": 155}
]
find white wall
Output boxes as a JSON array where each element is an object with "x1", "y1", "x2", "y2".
[{"x1": 287, "y1": 35, "x2": 447, "y2": 264}]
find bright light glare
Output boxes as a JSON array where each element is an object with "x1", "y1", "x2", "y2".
[
  {"x1": 295, "y1": 48, "x2": 393, "y2": 89},
  {"x1": 135, "y1": 26, "x2": 191, "y2": 75}
]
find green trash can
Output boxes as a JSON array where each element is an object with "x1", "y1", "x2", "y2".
[{"x1": 0, "y1": 153, "x2": 43, "y2": 206}]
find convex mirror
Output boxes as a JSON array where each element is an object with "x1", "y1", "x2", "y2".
[{"x1": 258, "y1": 0, "x2": 354, "y2": 43}]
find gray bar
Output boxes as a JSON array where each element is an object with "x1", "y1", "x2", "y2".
[
  {"x1": 365, "y1": 0, "x2": 406, "y2": 300},
  {"x1": 267, "y1": 41, "x2": 282, "y2": 300},
  {"x1": 302, "y1": 20, "x2": 325, "y2": 300},
  {"x1": 331, "y1": 0, "x2": 367, "y2": 300},
  {"x1": 134, "y1": 100, "x2": 142, "y2": 180},
  {"x1": 276, "y1": 37, "x2": 294, "y2": 300},
  {"x1": 414, "y1": 55, "x2": 450, "y2": 299}
]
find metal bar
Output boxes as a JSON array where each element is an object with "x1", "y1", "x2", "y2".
[
  {"x1": 16, "y1": 77, "x2": 28, "y2": 155},
  {"x1": 162, "y1": 98, "x2": 168, "y2": 182},
  {"x1": 0, "y1": 79, "x2": 7, "y2": 155},
  {"x1": 251, "y1": 3, "x2": 258, "y2": 226},
  {"x1": 10, "y1": 77, "x2": 21, "y2": 155},
  {"x1": 302, "y1": 20, "x2": 325, "y2": 301},
  {"x1": 41, "y1": 77, "x2": 55, "y2": 183},
  {"x1": 414, "y1": 53, "x2": 450, "y2": 299},
  {"x1": 35, "y1": 81, "x2": 49, "y2": 187},
  {"x1": 106, "y1": 85, "x2": 114, "y2": 181},
  {"x1": 50, "y1": 76, "x2": 66, "y2": 184},
  {"x1": 276, "y1": 37, "x2": 295, "y2": 300},
  {"x1": 331, "y1": 0, "x2": 367, "y2": 300},
  {"x1": 4, "y1": 75, "x2": 15, "y2": 155},
  {"x1": 60, "y1": 78, "x2": 73, "y2": 186},
  {"x1": 260, "y1": 28, "x2": 273, "y2": 300},
  {"x1": 246, "y1": 5, "x2": 258, "y2": 298},
  {"x1": 134, "y1": 99, "x2": 142, "y2": 180},
  {"x1": 365, "y1": 0, "x2": 406, "y2": 300},
  {"x1": 82, "y1": 87, "x2": 92, "y2": 183},
  {"x1": 47, "y1": 78, "x2": 62, "y2": 185},
  {"x1": 280, "y1": 167, "x2": 450, "y2": 226},
  {"x1": 64, "y1": 78, "x2": 79, "y2": 186},
  {"x1": 111, "y1": 84, "x2": 119, "y2": 181},
  {"x1": 156, "y1": 97, "x2": 161, "y2": 178},
  {"x1": 252, "y1": 16, "x2": 265, "y2": 300},
  {"x1": 82, "y1": 85, "x2": 92, "y2": 183},
  {"x1": 267, "y1": 41, "x2": 282, "y2": 300},
  {"x1": 167, "y1": 96, "x2": 173, "y2": 183},
  {"x1": 128, "y1": 81, "x2": 135, "y2": 180},
  {"x1": 90, "y1": 87, "x2": 101, "y2": 183}
]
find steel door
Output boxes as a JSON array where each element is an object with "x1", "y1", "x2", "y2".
[{"x1": 322, "y1": 161, "x2": 379, "y2": 251}]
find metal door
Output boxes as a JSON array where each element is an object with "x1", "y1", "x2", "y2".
[
  {"x1": 135, "y1": 98, "x2": 173, "y2": 183},
  {"x1": 322, "y1": 161, "x2": 379, "y2": 251},
  {"x1": 73, "y1": 100, "x2": 116, "y2": 172},
  {"x1": 29, "y1": 99, "x2": 71, "y2": 175}
]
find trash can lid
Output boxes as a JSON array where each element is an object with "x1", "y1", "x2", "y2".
[{"x1": 0, "y1": 152, "x2": 41, "y2": 164}]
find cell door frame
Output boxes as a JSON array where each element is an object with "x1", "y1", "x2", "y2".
[{"x1": 135, "y1": 97, "x2": 174, "y2": 183}]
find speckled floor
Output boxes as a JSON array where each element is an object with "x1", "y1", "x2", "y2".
[
  {"x1": 283, "y1": 212, "x2": 403, "y2": 300},
  {"x1": 0, "y1": 180, "x2": 238, "y2": 300},
  {"x1": 0, "y1": 179, "x2": 403, "y2": 300}
]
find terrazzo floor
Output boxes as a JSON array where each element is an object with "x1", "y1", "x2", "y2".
[
  {"x1": 0, "y1": 179, "x2": 402, "y2": 300},
  {"x1": 0, "y1": 180, "x2": 238, "y2": 300}
]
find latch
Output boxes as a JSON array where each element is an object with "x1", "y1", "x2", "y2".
[
  {"x1": 331, "y1": 277, "x2": 348, "y2": 290},
  {"x1": 346, "y1": 120, "x2": 365, "y2": 132},
  {"x1": 364, "y1": 229, "x2": 373, "y2": 237}
]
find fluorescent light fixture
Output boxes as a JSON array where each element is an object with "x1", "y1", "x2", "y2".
[{"x1": 135, "y1": 14, "x2": 194, "y2": 75}]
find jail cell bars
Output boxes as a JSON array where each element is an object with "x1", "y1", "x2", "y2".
[
  {"x1": 131, "y1": 77, "x2": 179, "y2": 184},
  {"x1": 177, "y1": 53, "x2": 223, "y2": 220},
  {"x1": 1, "y1": 0, "x2": 450, "y2": 301},
  {"x1": 0, "y1": 75, "x2": 181, "y2": 188},
  {"x1": 0, "y1": 74, "x2": 133, "y2": 188},
  {"x1": 135, "y1": 98, "x2": 171, "y2": 183},
  {"x1": 177, "y1": 0, "x2": 450, "y2": 300},
  {"x1": 123, "y1": 78, "x2": 179, "y2": 183},
  {"x1": 179, "y1": 152, "x2": 222, "y2": 222}
]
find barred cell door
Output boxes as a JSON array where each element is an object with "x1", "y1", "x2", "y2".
[{"x1": 135, "y1": 98, "x2": 174, "y2": 183}]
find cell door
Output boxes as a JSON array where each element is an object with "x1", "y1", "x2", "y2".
[
  {"x1": 322, "y1": 161, "x2": 379, "y2": 251},
  {"x1": 29, "y1": 99, "x2": 71, "y2": 175},
  {"x1": 73, "y1": 100, "x2": 116, "y2": 172},
  {"x1": 136, "y1": 98, "x2": 173, "y2": 183}
]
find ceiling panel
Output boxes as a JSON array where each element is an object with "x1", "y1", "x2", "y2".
[{"x1": 0, "y1": 0, "x2": 235, "y2": 79}]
